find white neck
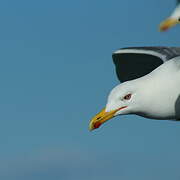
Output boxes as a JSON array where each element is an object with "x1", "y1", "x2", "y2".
[{"x1": 134, "y1": 60, "x2": 180, "y2": 120}]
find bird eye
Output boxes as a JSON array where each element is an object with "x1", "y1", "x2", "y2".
[{"x1": 123, "y1": 94, "x2": 131, "y2": 100}]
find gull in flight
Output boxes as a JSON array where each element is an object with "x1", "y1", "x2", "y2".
[
  {"x1": 89, "y1": 47, "x2": 180, "y2": 131},
  {"x1": 159, "y1": 0, "x2": 180, "y2": 31}
]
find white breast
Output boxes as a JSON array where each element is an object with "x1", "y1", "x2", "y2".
[{"x1": 136, "y1": 58, "x2": 180, "y2": 120}]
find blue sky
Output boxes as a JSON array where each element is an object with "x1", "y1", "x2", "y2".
[{"x1": 1, "y1": 0, "x2": 180, "y2": 179}]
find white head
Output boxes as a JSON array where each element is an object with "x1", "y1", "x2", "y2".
[
  {"x1": 105, "y1": 81, "x2": 140, "y2": 116},
  {"x1": 89, "y1": 79, "x2": 145, "y2": 131},
  {"x1": 159, "y1": 4, "x2": 180, "y2": 31}
]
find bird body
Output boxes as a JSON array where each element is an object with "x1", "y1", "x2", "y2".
[
  {"x1": 112, "y1": 56, "x2": 180, "y2": 120},
  {"x1": 89, "y1": 47, "x2": 180, "y2": 131}
]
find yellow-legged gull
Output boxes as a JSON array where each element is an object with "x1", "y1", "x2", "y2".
[
  {"x1": 159, "y1": 0, "x2": 180, "y2": 31},
  {"x1": 89, "y1": 47, "x2": 180, "y2": 131}
]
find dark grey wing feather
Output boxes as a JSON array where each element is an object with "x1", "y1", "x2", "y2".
[
  {"x1": 112, "y1": 47, "x2": 180, "y2": 83},
  {"x1": 177, "y1": 0, "x2": 180, "y2": 5}
]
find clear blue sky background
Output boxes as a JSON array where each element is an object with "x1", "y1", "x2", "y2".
[{"x1": 1, "y1": 0, "x2": 180, "y2": 179}]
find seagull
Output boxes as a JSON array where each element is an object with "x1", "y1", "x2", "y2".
[
  {"x1": 89, "y1": 47, "x2": 180, "y2": 131},
  {"x1": 159, "y1": 0, "x2": 180, "y2": 31}
]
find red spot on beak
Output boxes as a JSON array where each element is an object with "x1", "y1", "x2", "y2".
[
  {"x1": 161, "y1": 26, "x2": 169, "y2": 31},
  {"x1": 94, "y1": 121, "x2": 102, "y2": 129}
]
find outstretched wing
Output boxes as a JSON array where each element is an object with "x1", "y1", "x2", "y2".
[{"x1": 112, "y1": 47, "x2": 180, "y2": 83}]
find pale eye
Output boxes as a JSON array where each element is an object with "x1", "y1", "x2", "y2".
[{"x1": 123, "y1": 94, "x2": 131, "y2": 100}]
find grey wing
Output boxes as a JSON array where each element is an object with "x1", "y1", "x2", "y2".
[
  {"x1": 177, "y1": 0, "x2": 180, "y2": 5},
  {"x1": 112, "y1": 47, "x2": 180, "y2": 83}
]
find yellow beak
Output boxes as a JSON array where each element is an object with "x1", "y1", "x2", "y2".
[
  {"x1": 159, "y1": 18, "x2": 179, "y2": 32},
  {"x1": 89, "y1": 106, "x2": 127, "y2": 131}
]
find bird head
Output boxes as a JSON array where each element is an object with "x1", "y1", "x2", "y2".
[
  {"x1": 159, "y1": 5, "x2": 180, "y2": 31},
  {"x1": 89, "y1": 81, "x2": 141, "y2": 131}
]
